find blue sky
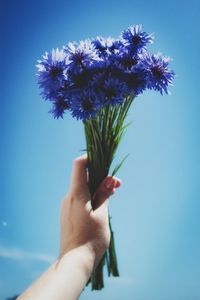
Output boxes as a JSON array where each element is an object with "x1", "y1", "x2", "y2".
[{"x1": 1, "y1": 0, "x2": 200, "y2": 299}]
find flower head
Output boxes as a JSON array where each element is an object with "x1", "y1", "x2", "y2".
[
  {"x1": 64, "y1": 40, "x2": 100, "y2": 74},
  {"x1": 92, "y1": 37, "x2": 122, "y2": 58},
  {"x1": 122, "y1": 24, "x2": 154, "y2": 54},
  {"x1": 37, "y1": 24, "x2": 175, "y2": 122},
  {"x1": 141, "y1": 52, "x2": 175, "y2": 94},
  {"x1": 123, "y1": 66, "x2": 147, "y2": 95},
  {"x1": 70, "y1": 88, "x2": 100, "y2": 120},
  {"x1": 103, "y1": 77, "x2": 128, "y2": 104},
  {"x1": 36, "y1": 49, "x2": 67, "y2": 100},
  {"x1": 115, "y1": 48, "x2": 139, "y2": 71},
  {"x1": 50, "y1": 97, "x2": 71, "y2": 119}
]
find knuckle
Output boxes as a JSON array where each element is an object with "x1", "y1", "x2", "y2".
[
  {"x1": 73, "y1": 157, "x2": 80, "y2": 166},
  {"x1": 73, "y1": 155, "x2": 86, "y2": 165}
]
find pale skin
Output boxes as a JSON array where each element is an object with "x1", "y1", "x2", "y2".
[{"x1": 18, "y1": 155, "x2": 121, "y2": 300}]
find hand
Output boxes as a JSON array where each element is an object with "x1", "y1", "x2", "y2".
[
  {"x1": 60, "y1": 155, "x2": 121, "y2": 267},
  {"x1": 18, "y1": 155, "x2": 121, "y2": 300}
]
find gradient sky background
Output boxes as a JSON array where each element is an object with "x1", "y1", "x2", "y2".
[{"x1": 1, "y1": 0, "x2": 200, "y2": 299}]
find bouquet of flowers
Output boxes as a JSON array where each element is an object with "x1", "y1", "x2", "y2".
[{"x1": 36, "y1": 24, "x2": 174, "y2": 290}]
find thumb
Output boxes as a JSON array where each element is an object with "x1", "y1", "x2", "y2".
[{"x1": 92, "y1": 176, "x2": 121, "y2": 210}]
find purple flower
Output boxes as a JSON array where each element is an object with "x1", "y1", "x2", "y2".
[
  {"x1": 36, "y1": 49, "x2": 67, "y2": 100},
  {"x1": 115, "y1": 48, "x2": 139, "y2": 71},
  {"x1": 37, "y1": 24, "x2": 175, "y2": 121},
  {"x1": 103, "y1": 77, "x2": 128, "y2": 104},
  {"x1": 70, "y1": 88, "x2": 100, "y2": 120},
  {"x1": 64, "y1": 40, "x2": 100, "y2": 73},
  {"x1": 69, "y1": 68, "x2": 92, "y2": 88},
  {"x1": 50, "y1": 97, "x2": 71, "y2": 119},
  {"x1": 122, "y1": 24, "x2": 154, "y2": 54},
  {"x1": 92, "y1": 37, "x2": 122, "y2": 58},
  {"x1": 141, "y1": 52, "x2": 175, "y2": 94},
  {"x1": 123, "y1": 66, "x2": 147, "y2": 95},
  {"x1": 89, "y1": 69, "x2": 128, "y2": 104}
]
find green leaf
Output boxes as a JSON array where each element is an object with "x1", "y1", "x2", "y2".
[{"x1": 111, "y1": 154, "x2": 129, "y2": 177}]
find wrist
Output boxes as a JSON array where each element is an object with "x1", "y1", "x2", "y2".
[{"x1": 59, "y1": 245, "x2": 96, "y2": 278}]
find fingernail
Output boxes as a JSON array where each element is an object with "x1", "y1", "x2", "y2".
[
  {"x1": 104, "y1": 178, "x2": 113, "y2": 189},
  {"x1": 115, "y1": 179, "x2": 122, "y2": 188}
]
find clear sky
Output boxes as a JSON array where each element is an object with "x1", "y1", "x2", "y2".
[{"x1": 1, "y1": 0, "x2": 200, "y2": 299}]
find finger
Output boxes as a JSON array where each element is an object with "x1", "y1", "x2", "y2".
[
  {"x1": 92, "y1": 176, "x2": 121, "y2": 210},
  {"x1": 70, "y1": 155, "x2": 89, "y2": 195},
  {"x1": 104, "y1": 176, "x2": 122, "y2": 189}
]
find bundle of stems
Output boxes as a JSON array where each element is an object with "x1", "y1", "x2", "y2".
[{"x1": 84, "y1": 94, "x2": 134, "y2": 290}]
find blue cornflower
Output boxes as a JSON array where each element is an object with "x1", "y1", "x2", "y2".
[
  {"x1": 92, "y1": 37, "x2": 122, "y2": 58},
  {"x1": 103, "y1": 77, "x2": 128, "y2": 105},
  {"x1": 89, "y1": 72, "x2": 106, "y2": 96},
  {"x1": 36, "y1": 49, "x2": 67, "y2": 100},
  {"x1": 70, "y1": 88, "x2": 100, "y2": 120},
  {"x1": 69, "y1": 68, "x2": 92, "y2": 88},
  {"x1": 122, "y1": 24, "x2": 154, "y2": 54},
  {"x1": 64, "y1": 40, "x2": 100, "y2": 74},
  {"x1": 141, "y1": 52, "x2": 175, "y2": 94},
  {"x1": 122, "y1": 66, "x2": 147, "y2": 95},
  {"x1": 37, "y1": 24, "x2": 175, "y2": 122},
  {"x1": 114, "y1": 48, "x2": 139, "y2": 71},
  {"x1": 109, "y1": 39, "x2": 124, "y2": 53},
  {"x1": 50, "y1": 97, "x2": 71, "y2": 119}
]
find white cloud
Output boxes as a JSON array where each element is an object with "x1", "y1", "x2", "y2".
[{"x1": 0, "y1": 245, "x2": 55, "y2": 263}]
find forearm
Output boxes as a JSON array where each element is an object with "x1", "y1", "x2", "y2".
[{"x1": 18, "y1": 246, "x2": 95, "y2": 300}]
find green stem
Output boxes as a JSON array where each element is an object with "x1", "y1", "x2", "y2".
[
  {"x1": 108, "y1": 218, "x2": 119, "y2": 276},
  {"x1": 83, "y1": 95, "x2": 135, "y2": 290},
  {"x1": 91, "y1": 256, "x2": 105, "y2": 290}
]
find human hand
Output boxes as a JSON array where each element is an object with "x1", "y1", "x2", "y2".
[
  {"x1": 60, "y1": 155, "x2": 121, "y2": 267},
  {"x1": 18, "y1": 155, "x2": 121, "y2": 300}
]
